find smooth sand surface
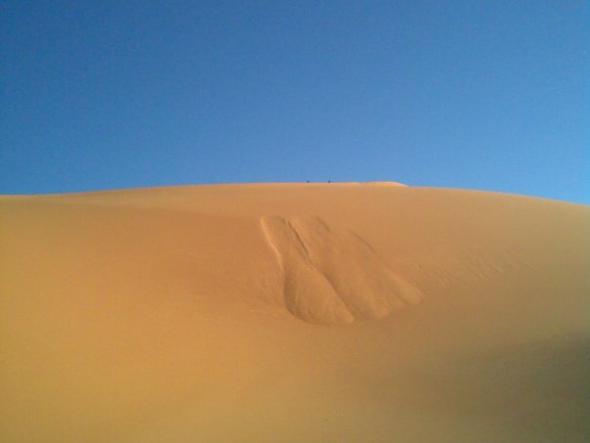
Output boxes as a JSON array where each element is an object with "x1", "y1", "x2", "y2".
[{"x1": 1, "y1": 182, "x2": 589, "y2": 442}]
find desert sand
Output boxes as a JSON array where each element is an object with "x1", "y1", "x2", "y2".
[{"x1": 1, "y1": 182, "x2": 589, "y2": 442}]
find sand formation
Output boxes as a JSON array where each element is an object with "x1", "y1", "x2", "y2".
[
  {"x1": 1, "y1": 182, "x2": 589, "y2": 442},
  {"x1": 261, "y1": 215, "x2": 422, "y2": 324}
]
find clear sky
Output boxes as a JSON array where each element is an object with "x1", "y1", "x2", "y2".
[{"x1": 1, "y1": 1, "x2": 588, "y2": 202}]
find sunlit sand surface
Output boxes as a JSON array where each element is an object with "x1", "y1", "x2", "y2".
[{"x1": 1, "y1": 183, "x2": 589, "y2": 442}]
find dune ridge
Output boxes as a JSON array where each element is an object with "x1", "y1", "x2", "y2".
[{"x1": 1, "y1": 183, "x2": 589, "y2": 442}]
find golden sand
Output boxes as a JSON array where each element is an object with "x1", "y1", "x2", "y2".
[{"x1": 1, "y1": 183, "x2": 589, "y2": 442}]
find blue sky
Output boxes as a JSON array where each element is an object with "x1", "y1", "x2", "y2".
[{"x1": 1, "y1": 1, "x2": 588, "y2": 202}]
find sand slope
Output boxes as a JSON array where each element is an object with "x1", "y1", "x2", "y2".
[{"x1": 1, "y1": 183, "x2": 589, "y2": 442}]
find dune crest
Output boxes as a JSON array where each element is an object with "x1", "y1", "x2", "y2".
[
  {"x1": 2, "y1": 183, "x2": 589, "y2": 442},
  {"x1": 260, "y1": 216, "x2": 422, "y2": 325}
]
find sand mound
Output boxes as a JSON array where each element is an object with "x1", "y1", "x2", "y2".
[
  {"x1": 1, "y1": 183, "x2": 589, "y2": 442},
  {"x1": 261, "y1": 216, "x2": 421, "y2": 324}
]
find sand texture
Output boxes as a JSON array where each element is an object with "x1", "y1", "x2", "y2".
[{"x1": 1, "y1": 183, "x2": 589, "y2": 442}]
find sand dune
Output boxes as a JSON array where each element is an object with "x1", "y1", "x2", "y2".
[
  {"x1": 260, "y1": 215, "x2": 421, "y2": 324},
  {"x1": 1, "y1": 183, "x2": 589, "y2": 442}
]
